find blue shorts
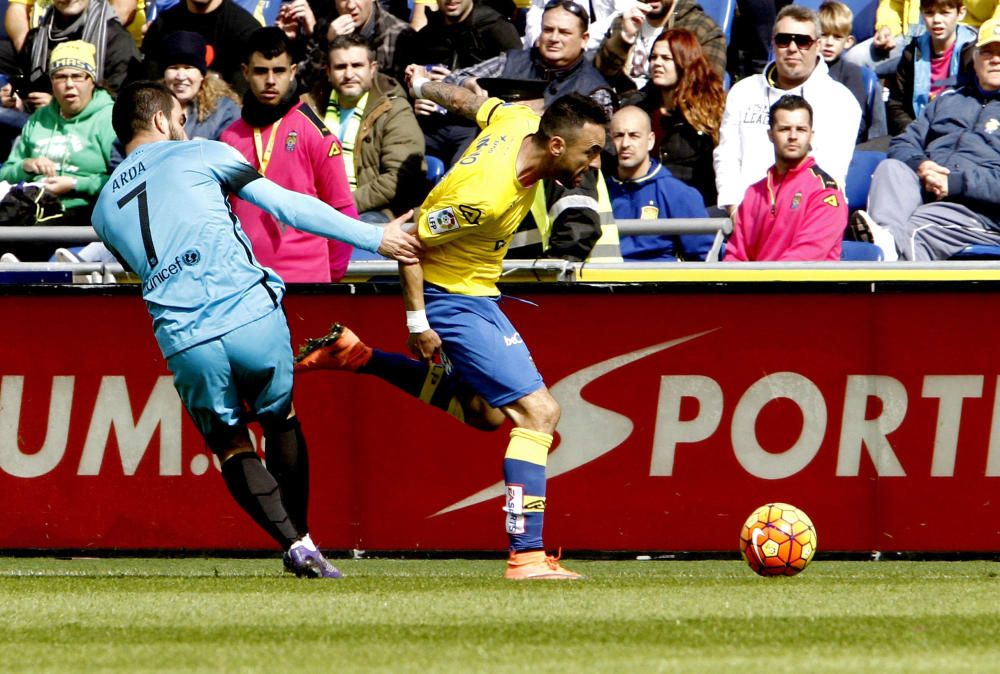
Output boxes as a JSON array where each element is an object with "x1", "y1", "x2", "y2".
[
  {"x1": 425, "y1": 285, "x2": 544, "y2": 408},
  {"x1": 166, "y1": 308, "x2": 293, "y2": 438}
]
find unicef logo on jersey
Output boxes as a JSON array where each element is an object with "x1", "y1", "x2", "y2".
[{"x1": 182, "y1": 249, "x2": 201, "y2": 266}]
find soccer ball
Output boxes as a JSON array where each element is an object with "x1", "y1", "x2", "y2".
[{"x1": 739, "y1": 503, "x2": 817, "y2": 576}]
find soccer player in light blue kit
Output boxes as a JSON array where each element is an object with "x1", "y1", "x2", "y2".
[{"x1": 92, "y1": 81, "x2": 422, "y2": 578}]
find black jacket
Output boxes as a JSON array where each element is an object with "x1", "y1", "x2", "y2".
[{"x1": 413, "y1": 4, "x2": 521, "y2": 71}]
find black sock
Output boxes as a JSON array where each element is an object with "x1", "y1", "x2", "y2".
[
  {"x1": 361, "y1": 349, "x2": 462, "y2": 412},
  {"x1": 359, "y1": 349, "x2": 427, "y2": 395},
  {"x1": 220, "y1": 452, "x2": 299, "y2": 549},
  {"x1": 264, "y1": 416, "x2": 310, "y2": 535}
]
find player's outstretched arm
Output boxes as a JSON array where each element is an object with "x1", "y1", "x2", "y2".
[
  {"x1": 379, "y1": 212, "x2": 421, "y2": 264},
  {"x1": 405, "y1": 64, "x2": 487, "y2": 121},
  {"x1": 237, "y1": 177, "x2": 422, "y2": 262}
]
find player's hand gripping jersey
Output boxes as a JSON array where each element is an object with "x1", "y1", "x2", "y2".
[{"x1": 417, "y1": 99, "x2": 541, "y2": 297}]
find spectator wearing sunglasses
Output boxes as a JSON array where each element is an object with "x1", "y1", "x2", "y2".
[
  {"x1": 521, "y1": 0, "x2": 628, "y2": 51},
  {"x1": 713, "y1": 4, "x2": 860, "y2": 213},
  {"x1": 594, "y1": 0, "x2": 725, "y2": 93}
]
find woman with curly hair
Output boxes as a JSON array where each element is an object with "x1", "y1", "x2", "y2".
[
  {"x1": 161, "y1": 31, "x2": 240, "y2": 140},
  {"x1": 622, "y1": 28, "x2": 725, "y2": 206}
]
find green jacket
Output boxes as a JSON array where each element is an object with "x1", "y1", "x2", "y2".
[
  {"x1": 0, "y1": 88, "x2": 115, "y2": 212},
  {"x1": 305, "y1": 74, "x2": 426, "y2": 216}
]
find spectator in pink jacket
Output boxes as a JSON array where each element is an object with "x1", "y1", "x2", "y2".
[
  {"x1": 725, "y1": 95, "x2": 846, "y2": 262},
  {"x1": 221, "y1": 27, "x2": 358, "y2": 282}
]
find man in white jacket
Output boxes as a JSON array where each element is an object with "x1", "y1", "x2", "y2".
[{"x1": 713, "y1": 4, "x2": 861, "y2": 212}]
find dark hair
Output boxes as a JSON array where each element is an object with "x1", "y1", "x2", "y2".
[
  {"x1": 537, "y1": 92, "x2": 608, "y2": 142},
  {"x1": 243, "y1": 26, "x2": 294, "y2": 64},
  {"x1": 652, "y1": 29, "x2": 725, "y2": 143},
  {"x1": 328, "y1": 33, "x2": 377, "y2": 62},
  {"x1": 112, "y1": 80, "x2": 176, "y2": 145},
  {"x1": 768, "y1": 94, "x2": 813, "y2": 127},
  {"x1": 542, "y1": 0, "x2": 589, "y2": 32},
  {"x1": 919, "y1": 0, "x2": 964, "y2": 13}
]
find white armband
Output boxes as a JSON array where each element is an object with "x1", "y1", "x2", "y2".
[
  {"x1": 411, "y1": 76, "x2": 430, "y2": 100},
  {"x1": 406, "y1": 309, "x2": 431, "y2": 334}
]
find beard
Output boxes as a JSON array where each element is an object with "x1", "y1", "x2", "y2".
[
  {"x1": 168, "y1": 122, "x2": 187, "y2": 141},
  {"x1": 647, "y1": 0, "x2": 672, "y2": 20}
]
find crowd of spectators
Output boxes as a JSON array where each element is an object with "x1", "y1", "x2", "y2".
[{"x1": 1, "y1": 0, "x2": 1000, "y2": 270}]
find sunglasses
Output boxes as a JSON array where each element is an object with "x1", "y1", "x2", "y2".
[
  {"x1": 774, "y1": 33, "x2": 817, "y2": 49},
  {"x1": 543, "y1": 0, "x2": 590, "y2": 25}
]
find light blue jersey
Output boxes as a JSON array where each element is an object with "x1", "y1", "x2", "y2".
[
  {"x1": 93, "y1": 140, "x2": 281, "y2": 357},
  {"x1": 93, "y1": 139, "x2": 384, "y2": 358}
]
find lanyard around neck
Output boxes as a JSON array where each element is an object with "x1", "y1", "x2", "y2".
[{"x1": 253, "y1": 118, "x2": 283, "y2": 175}]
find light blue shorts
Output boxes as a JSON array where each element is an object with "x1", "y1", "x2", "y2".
[
  {"x1": 425, "y1": 285, "x2": 544, "y2": 408},
  {"x1": 166, "y1": 308, "x2": 293, "y2": 438}
]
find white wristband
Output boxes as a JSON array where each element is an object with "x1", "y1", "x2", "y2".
[
  {"x1": 411, "y1": 76, "x2": 430, "y2": 99},
  {"x1": 406, "y1": 309, "x2": 431, "y2": 334}
]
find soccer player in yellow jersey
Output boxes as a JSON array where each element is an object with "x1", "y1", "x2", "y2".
[{"x1": 297, "y1": 70, "x2": 608, "y2": 580}]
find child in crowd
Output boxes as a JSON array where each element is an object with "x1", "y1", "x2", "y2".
[
  {"x1": 819, "y1": 1, "x2": 886, "y2": 141},
  {"x1": 886, "y1": 0, "x2": 976, "y2": 135}
]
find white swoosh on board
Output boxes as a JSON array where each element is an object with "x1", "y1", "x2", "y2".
[{"x1": 430, "y1": 328, "x2": 720, "y2": 517}]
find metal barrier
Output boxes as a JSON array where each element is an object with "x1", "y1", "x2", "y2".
[
  {"x1": 6, "y1": 218, "x2": 999, "y2": 285},
  {"x1": 0, "y1": 219, "x2": 733, "y2": 242}
]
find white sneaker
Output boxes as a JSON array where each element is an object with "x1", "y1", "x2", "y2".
[
  {"x1": 851, "y1": 210, "x2": 898, "y2": 262},
  {"x1": 54, "y1": 247, "x2": 81, "y2": 263},
  {"x1": 0, "y1": 253, "x2": 20, "y2": 263}
]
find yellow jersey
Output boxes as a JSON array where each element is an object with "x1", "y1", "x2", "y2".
[{"x1": 417, "y1": 98, "x2": 541, "y2": 297}]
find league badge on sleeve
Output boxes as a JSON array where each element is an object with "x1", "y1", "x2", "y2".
[{"x1": 427, "y1": 207, "x2": 460, "y2": 234}]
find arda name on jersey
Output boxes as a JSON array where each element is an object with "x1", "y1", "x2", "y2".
[{"x1": 111, "y1": 161, "x2": 147, "y2": 192}]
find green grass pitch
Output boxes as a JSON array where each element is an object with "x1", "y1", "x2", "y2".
[{"x1": 1, "y1": 557, "x2": 999, "y2": 673}]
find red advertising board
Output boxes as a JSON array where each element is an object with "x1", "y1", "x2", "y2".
[{"x1": 2, "y1": 284, "x2": 999, "y2": 552}]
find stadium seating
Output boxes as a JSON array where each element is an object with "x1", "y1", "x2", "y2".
[
  {"x1": 949, "y1": 245, "x2": 1000, "y2": 260},
  {"x1": 860, "y1": 65, "x2": 883, "y2": 130},
  {"x1": 796, "y1": 0, "x2": 878, "y2": 41},
  {"x1": 698, "y1": 0, "x2": 736, "y2": 42},
  {"x1": 426, "y1": 155, "x2": 445, "y2": 187},
  {"x1": 844, "y1": 150, "x2": 886, "y2": 211},
  {"x1": 840, "y1": 240, "x2": 883, "y2": 261},
  {"x1": 847, "y1": 0, "x2": 878, "y2": 42}
]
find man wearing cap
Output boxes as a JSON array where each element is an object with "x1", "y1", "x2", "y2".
[
  {"x1": 0, "y1": 40, "x2": 114, "y2": 234},
  {"x1": 852, "y1": 20, "x2": 1000, "y2": 261},
  {"x1": 220, "y1": 27, "x2": 359, "y2": 282}
]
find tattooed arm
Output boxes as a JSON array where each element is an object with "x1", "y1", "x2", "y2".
[{"x1": 405, "y1": 64, "x2": 488, "y2": 121}]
